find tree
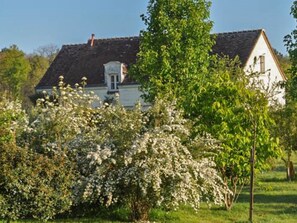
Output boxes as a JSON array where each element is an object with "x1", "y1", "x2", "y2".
[
  {"x1": 271, "y1": 104, "x2": 297, "y2": 181},
  {"x1": 284, "y1": 1, "x2": 297, "y2": 102},
  {"x1": 275, "y1": 0, "x2": 297, "y2": 181},
  {"x1": 75, "y1": 99, "x2": 228, "y2": 222},
  {"x1": 189, "y1": 57, "x2": 280, "y2": 210},
  {"x1": 131, "y1": 0, "x2": 279, "y2": 212},
  {"x1": 0, "y1": 45, "x2": 31, "y2": 98},
  {"x1": 22, "y1": 54, "x2": 50, "y2": 109},
  {"x1": 131, "y1": 0, "x2": 213, "y2": 104}
]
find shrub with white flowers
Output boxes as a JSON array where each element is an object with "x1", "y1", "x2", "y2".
[
  {"x1": 28, "y1": 77, "x2": 100, "y2": 155},
  {"x1": 0, "y1": 95, "x2": 75, "y2": 221},
  {"x1": 0, "y1": 79, "x2": 99, "y2": 221},
  {"x1": 0, "y1": 79, "x2": 230, "y2": 222},
  {"x1": 76, "y1": 99, "x2": 229, "y2": 222}
]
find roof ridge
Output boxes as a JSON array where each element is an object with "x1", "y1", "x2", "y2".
[
  {"x1": 215, "y1": 29, "x2": 264, "y2": 35},
  {"x1": 61, "y1": 36, "x2": 140, "y2": 48},
  {"x1": 63, "y1": 30, "x2": 265, "y2": 47},
  {"x1": 62, "y1": 43, "x2": 86, "y2": 47},
  {"x1": 93, "y1": 36, "x2": 139, "y2": 41}
]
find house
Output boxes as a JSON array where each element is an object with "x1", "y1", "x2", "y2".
[{"x1": 36, "y1": 29, "x2": 286, "y2": 106}]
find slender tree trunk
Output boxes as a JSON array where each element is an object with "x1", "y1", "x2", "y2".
[
  {"x1": 249, "y1": 123, "x2": 257, "y2": 223},
  {"x1": 130, "y1": 201, "x2": 150, "y2": 222},
  {"x1": 129, "y1": 193, "x2": 150, "y2": 222},
  {"x1": 287, "y1": 152, "x2": 295, "y2": 181},
  {"x1": 249, "y1": 145, "x2": 255, "y2": 222}
]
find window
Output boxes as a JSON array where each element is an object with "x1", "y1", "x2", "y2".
[
  {"x1": 104, "y1": 61, "x2": 126, "y2": 92},
  {"x1": 259, "y1": 55, "x2": 265, "y2": 73},
  {"x1": 110, "y1": 74, "x2": 119, "y2": 91}
]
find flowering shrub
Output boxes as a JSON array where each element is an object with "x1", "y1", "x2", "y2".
[
  {"x1": 0, "y1": 96, "x2": 74, "y2": 221},
  {"x1": 0, "y1": 80, "x2": 98, "y2": 221},
  {"x1": 76, "y1": 99, "x2": 229, "y2": 221},
  {"x1": 0, "y1": 80, "x2": 229, "y2": 222},
  {"x1": 27, "y1": 77, "x2": 99, "y2": 156},
  {"x1": 0, "y1": 96, "x2": 28, "y2": 144}
]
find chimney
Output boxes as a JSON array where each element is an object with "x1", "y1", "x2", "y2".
[{"x1": 89, "y1": 33, "x2": 95, "y2": 47}]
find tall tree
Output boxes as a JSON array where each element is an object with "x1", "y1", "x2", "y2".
[
  {"x1": 0, "y1": 45, "x2": 31, "y2": 98},
  {"x1": 273, "y1": 0, "x2": 297, "y2": 181},
  {"x1": 271, "y1": 104, "x2": 296, "y2": 181},
  {"x1": 284, "y1": 1, "x2": 297, "y2": 102},
  {"x1": 190, "y1": 57, "x2": 279, "y2": 209},
  {"x1": 132, "y1": 0, "x2": 280, "y2": 211},
  {"x1": 131, "y1": 0, "x2": 213, "y2": 105},
  {"x1": 22, "y1": 54, "x2": 50, "y2": 108}
]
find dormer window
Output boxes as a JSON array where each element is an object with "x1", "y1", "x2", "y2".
[
  {"x1": 104, "y1": 61, "x2": 127, "y2": 92},
  {"x1": 259, "y1": 55, "x2": 265, "y2": 73}
]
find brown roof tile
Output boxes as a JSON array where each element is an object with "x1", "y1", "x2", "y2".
[
  {"x1": 36, "y1": 30, "x2": 262, "y2": 88},
  {"x1": 212, "y1": 29, "x2": 262, "y2": 66}
]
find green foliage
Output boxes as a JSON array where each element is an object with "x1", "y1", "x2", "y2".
[
  {"x1": 274, "y1": 1, "x2": 297, "y2": 180},
  {"x1": 0, "y1": 95, "x2": 75, "y2": 221},
  {"x1": 131, "y1": 0, "x2": 213, "y2": 103},
  {"x1": 0, "y1": 142, "x2": 73, "y2": 221},
  {"x1": 16, "y1": 159, "x2": 297, "y2": 223},
  {"x1": 284, "y1": 1, "x2": 297, "y2": 102},
  {"x1": 22, "y1": 54, "x2": 50, "y2": 109},
  {"x1": 271, "y1": 101, "x2": 297, "y2": 181},
  {"x1": 189, "y1": 57, "x2": 280, "y2": 209},
  {"x1": 272, "y1": 103, "x2": 297, "y2": 155},
  {"x1": 130, "y1": 0, "x2": 279, "y2": 211},
  {"x1": 0, "y1": 45, "x2": 31, "y2": 98},
  {"x1": 0, "y1": 96, "x2": 27, "y2": 144},
  {"x1": 273, "y1": 48, "x2": 291, "y2": 73},
  {"x1": 0, "y1": 44, "x2": 57, "y2": 108}
]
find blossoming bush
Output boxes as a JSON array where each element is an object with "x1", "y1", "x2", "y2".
[
  {"x1": 76, "y1": 99, "x2": 229, "y2": 221},
  {"x1": 0, "y1": 80, "x2": 99, "y2": 221},
  {"x1": 1, "y1": 80, "x2": 229, "y2": 222},
  {"x1": 0, "y1": 96, "x2": 74, "y2": 221},
  {"x1": 0, "y1": 96, "x2": 29, "y2": 220},
  {"x1": 27, "y1": 77, "x2": 99, "y2": 156}
]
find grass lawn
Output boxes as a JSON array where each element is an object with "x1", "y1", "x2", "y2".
[{"x1": 8, "y1": 154, "x2": 297, "y2": 223}]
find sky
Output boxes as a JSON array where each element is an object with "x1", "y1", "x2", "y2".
[{"x1": 0, "y1": 0, "x2": 295, "y2": 55}]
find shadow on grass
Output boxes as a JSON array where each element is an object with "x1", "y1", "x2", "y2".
[
  {"x1": 56, "y1": 203, "x2": 131, "y2": 222},
  {"x1": 272, "y1": 165, "x2": 287, "y2": 172},
  {"x1": 237, "y1": 194, "x2": 297, "y2": 205},
  {"x1": 260, "y1": 177, "x2": 290, "y2": 183},
  {"x1": 277, "y1": 205, "x2": 297, "y2": 215}
]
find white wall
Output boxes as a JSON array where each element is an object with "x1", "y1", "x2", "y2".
[
  {"x1": 36, "y1": 84, "x2": 147, "y2": 108},
  {"x1": 118, "y1": 85, "x2": 148, "y2": 107},
  {"x1": 244, "y1": 32, "x2": 286, "y2": 105},
  {"x1": 89, "y1": 84, "x2": 147, "y2": 108}
]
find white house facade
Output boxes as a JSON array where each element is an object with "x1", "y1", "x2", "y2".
[{"x1": 243, "y1": 30, "x2": 286, "y2": 105}]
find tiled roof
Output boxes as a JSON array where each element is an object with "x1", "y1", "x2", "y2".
[
  {"x1": 212, "y1": 29, "x2": 262, "y2": 66},
  {"x1": 36, "y1": 29, "x2": 262, "y2": 88}
]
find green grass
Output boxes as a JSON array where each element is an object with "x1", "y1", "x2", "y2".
[{"x1": 7, "y1": 154, "x2": 297, "y2": 223}]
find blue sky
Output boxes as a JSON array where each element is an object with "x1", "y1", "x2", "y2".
[{"x1": 0, "y1": 0, "x2": 295, "y2": 55}]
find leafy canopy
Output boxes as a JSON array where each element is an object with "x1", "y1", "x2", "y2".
[
  {"x1": 131, "y1": 0, "x2": 213, "y2": 104},
  {"x1": 0, "y1": 45, "x2": 31, "y2": 98}
]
